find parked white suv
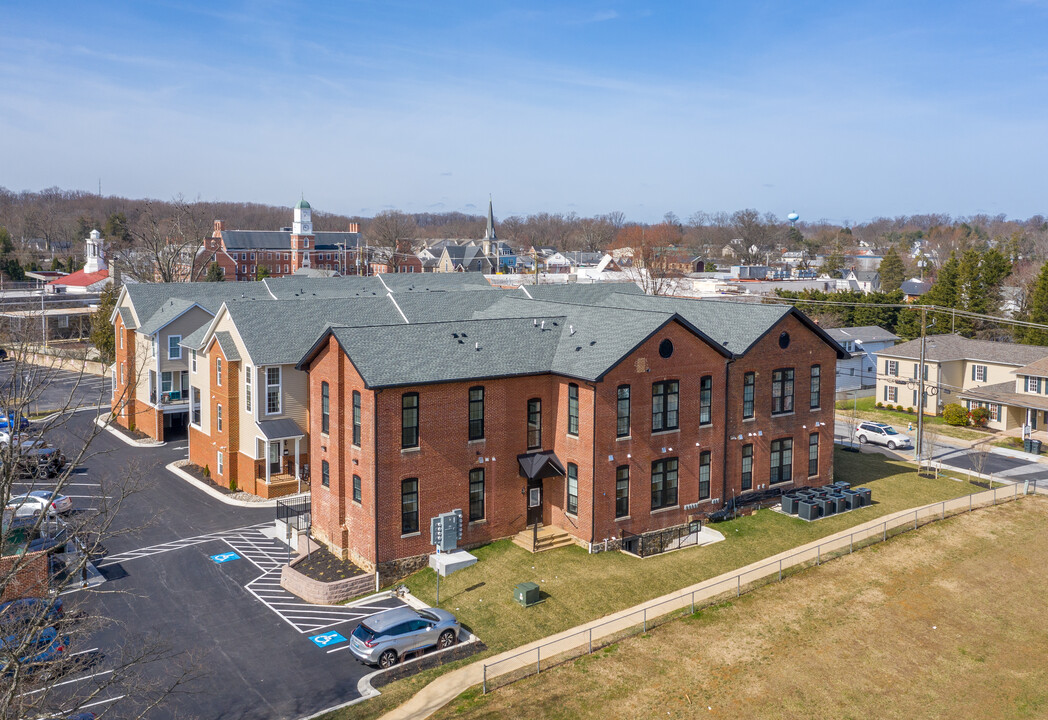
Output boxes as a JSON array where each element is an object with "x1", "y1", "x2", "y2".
[{"x1": 856, "y1": 422, "x2": 912, "y2": 450}]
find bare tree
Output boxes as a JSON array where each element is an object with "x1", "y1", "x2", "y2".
[
  {"x1": 0, "y1": 314, "x2": 198, "y2": 718},
  {"x1": 116, "y1": 196, "x2": 213, "y2": 283},
  {"x1": 615, "y1": 224, "x2": 684, "y2": 296},
  {"x1": 364, "y1": 211, "x2": 417, "y2": 272}
]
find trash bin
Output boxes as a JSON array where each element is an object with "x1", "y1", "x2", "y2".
[
  {"x1": 1032, "y1": 440, "x2": 1042, "y2": 455},
  {"x1": 1024, "y1": 439, "x2": 1033, "y2": 453}
]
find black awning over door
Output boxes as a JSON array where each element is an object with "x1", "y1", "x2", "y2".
[{"x1": 517, "y1": 451, "x2": 566, "y2": 481}]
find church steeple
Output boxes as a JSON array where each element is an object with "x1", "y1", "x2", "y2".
[{"x1": 484, "y1": 196, "x2": 496, "y2": 241}]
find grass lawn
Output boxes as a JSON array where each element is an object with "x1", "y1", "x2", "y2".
[
  {"x1": 434, "y1": 497, "x2": 1048, "y2": 720},
  {"x1": 327, "y1": 450, "x2": 992, "y2": 720},
  {"x1": 836, "y1": 395, "x2": 989, "y2": 441}
]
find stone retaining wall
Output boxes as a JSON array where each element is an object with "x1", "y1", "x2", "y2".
[{"x1": 280, "y1": 561, "x2": 376, "y2": 604}]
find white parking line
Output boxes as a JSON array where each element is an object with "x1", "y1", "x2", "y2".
[
  {"x1": 78, "y1": 694, "x2": 126, "y2": 710},
  {"x1": 18, "y1": 669, "x2": 113, "y2": 696},
  {"x1": 68, "y1": 647, "x2": 99, "y2": 657}
]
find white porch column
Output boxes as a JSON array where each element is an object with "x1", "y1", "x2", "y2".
[
  {"x1": 266, "y1": 442, "x2": 272, "y2": 484},
  {"x1": 294, "y1": 437, "x2": 300, "y2": 478}
]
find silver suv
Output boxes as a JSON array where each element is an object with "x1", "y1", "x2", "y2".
[
  {"x1": 349, "y1": 606, "x2": 459, "y2": 668},
  {"x1": 857, "y1": 422, "x2": 912, "y2": 449}
]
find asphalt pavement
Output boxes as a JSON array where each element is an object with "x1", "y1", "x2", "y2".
[
  {"x1": 30, "y1": 410, "x2": 405, "y2": 720},
  {"x1": 0, "y1": 362, "x2": 112, "y2": 415}
]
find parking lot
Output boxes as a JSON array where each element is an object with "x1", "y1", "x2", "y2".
[
  {"x1": 22, "y1": 410, "x2": 415, "y2": 719},
  {"x1": 0, "y1": 362, "x2": 112, "y2": 415}
]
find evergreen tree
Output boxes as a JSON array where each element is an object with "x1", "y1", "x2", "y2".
[
  {"x1": 822, "y1": 250, "x2": 845, "y2": 276},
  {"x1": 979, "y1": 247, "x2": 1012, "y2": 315},
  {"x1": 878, "y1": 246, "x2": 906, "y2": 293},
  {"x1": 205, "y1": 262, "x2": 225, "y2": 282},
  {"x1": 90, "y1": 284, "x2": 118, "y2": 364},
  {"x1": 922, "y1": 251, "x2": 959, "y2": 333},
  {"x1": 1018, "y1": 262, "x2": 1048, "y2": 346},
  {"x1": 954, "y1": 249, "x2": 984, "y2": 336},
  {"x1": 255, "y1": 265, "x2": 271, "y2": 281}
]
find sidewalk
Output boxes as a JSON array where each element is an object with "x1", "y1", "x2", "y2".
[{"x1": 376, "y1": 488, "x2": 1036, "y2": 720}]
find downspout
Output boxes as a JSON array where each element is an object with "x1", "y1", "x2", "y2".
[
  {"x1": 373, "y1": 388, "x2": 382, "y2": 587},
  {"x1": 587, "y1": 382, "x2": 598, "y2": 544},
  {"x1": 721, "y1": 357, "x2": 735, "y2": 507}
]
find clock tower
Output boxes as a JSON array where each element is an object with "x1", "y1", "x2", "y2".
[{"x1": 290, "y1": 198, "x2": 314, "y2": 270}]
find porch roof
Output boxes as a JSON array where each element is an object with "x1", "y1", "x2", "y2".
[
  {"x1": 256, "y1": 418, "x2": 305, "y2": 440},
  {"x1": 958, "y1": 382, "x2": 1048, "y2": 412},
  {"x1": 517, "y1": 451, "x2": 566, "y2": 480}
]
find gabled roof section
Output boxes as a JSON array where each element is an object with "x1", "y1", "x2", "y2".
[
  {"x1": 825, "y1": 326, "x2": 900, "y2": 345},
  {"x1": 116, "y1": 306, "x2": 136, "y2": 330},
  {"x1": 213, "y1": 331, "x2": 241, "y2": 361},
  {"x1": 47, "y1": 268, "x2": 109, "y2": 288},
  {"x1": 879, "y1": 334, "x2": 1048, "y2": 366},
  {"x1": 136, "y1": 298, "x2": 212, "y2": 336},
  {"x1": 123, "y1": 282, "x2": 272, "y2": 334},
  {"x1": 220, "y1": 230, "x2": 361, "y2": 251}
]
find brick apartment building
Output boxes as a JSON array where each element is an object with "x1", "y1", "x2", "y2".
[
  {"x1": 194, "y1": 199, "x2": 367, "y2": 281},
  {"x1": 297, "y1": 289, "x2": 846, "y2": 579}
]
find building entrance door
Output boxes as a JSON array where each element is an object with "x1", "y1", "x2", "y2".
[
  {"x1": 269, "y1": 441, "x2": 282, "y2": 475},
  {"x1": 526, "y1": 481, "x2": 543, "y2": 526}
]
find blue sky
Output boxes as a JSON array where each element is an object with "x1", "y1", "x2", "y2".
[{"x1": 2, "y1": 1, "x2": 1047, "y2": 223}]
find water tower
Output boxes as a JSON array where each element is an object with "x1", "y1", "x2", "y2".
[{"x1": 787, "y1": 211, "x2": 800, "y2": 226}]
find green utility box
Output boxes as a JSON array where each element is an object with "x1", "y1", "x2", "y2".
[{"x1": 514, "y1": 581, "x2": 541, "y2": 607}]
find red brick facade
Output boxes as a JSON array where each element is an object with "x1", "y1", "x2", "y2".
[{"x1": 306, "y1": 314, "x2": 838, "y2": 575}]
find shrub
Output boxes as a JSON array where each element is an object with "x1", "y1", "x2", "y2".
[
  {"x1": 905, "y1": 407, "x2": 914, "y2": 413},
  {"x1": 229, "y1": 477, "x2": 238, "y2": 492},
  {"x1": 203, "y1": 464, "x2": 211, "y2": 478},
  {"x1": 875, "y1": 402, "x2": 884, "y2": 408},
  {"x1": 942, "y1": 403, "x2": 970, "y2": 426},
  {"x1": 970, "y1": 406, "x2": 991, "y2": 427},
  {"x1": 885, "y1": 404, "x2": 896, "y2": 411}
]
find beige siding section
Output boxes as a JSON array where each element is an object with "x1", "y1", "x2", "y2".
[
  {"x1": 190, "y1": 333, "x2": 212, "y2": 435},
  {"x1": 157, "y1": 307, "x2": 212, "y2": 374},
  {"x1": 960, "y1": 360, "x2": 1018, "y2": 390},
  {"x1": 133, "y1": 331, "x2": 156, "y2": 405}
]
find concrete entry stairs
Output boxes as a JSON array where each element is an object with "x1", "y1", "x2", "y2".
[{"x1": 512, "y1": 524, "x2": 575, "y2": 553}]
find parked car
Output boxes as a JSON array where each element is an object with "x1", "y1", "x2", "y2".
[
  {"x1": 0, "y1": 348, "x2": 8, "y2": 361},
  {"x1": 0, "y1": 626, "x2": 69, "y2": 677},
  {"x1": 349, "y1": 607, "x2": 459, "y2": 668},
  {"x1": 0, "y1": 412, "x2": 30, "y2": 431},
  {"x1": 0, "y1": 597, "x2": 64, "y2": 631},
  {"x1": 1, "y1": 440, "x2": 66, "y2": 478},
  {"x1": 856, "y1": 422, "x2": 912, "y2": 449},
  {"x1": 6, "y1": 491, "x2": 73, "y2": 517}
]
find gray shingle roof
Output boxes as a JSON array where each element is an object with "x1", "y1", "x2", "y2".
[
  {"x1": 213, "y1": 331, "x2": 241, "y2": 361},
  {"x1": 124, "y1": 282, "x2": 271, "y2": 336},
  {"x1": 261, "y1": 273, "x2": 492, "y2": 300},
  {"x1": 520, "y1": 283, "x2": 643, "y2": 303},
  {"x1": 825, "y1": 326, "x2": 900, "y2": 344},
  {"x1": 879, "y1": 334, "x2": 1048, "y2": 366},
  {"x1": 221, "y1": 230, "x2": 362, "y2": 251},
  {"x1": 257, "y1": 418, "x2": 305, "y2": 439},
  {"x1": 117, "y1": 306, "x2": 136, "y2": 330},
  {"x1": 958, "y1": 381, "x2": 1048, "y2": 412},
  {"x1": 900, "y1": 279, "x2": 932, "y2": 296}
]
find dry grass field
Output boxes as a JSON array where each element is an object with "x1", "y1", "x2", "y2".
[{"x1": 433, "y1": 497, "x2": 1048, "y2": 720}]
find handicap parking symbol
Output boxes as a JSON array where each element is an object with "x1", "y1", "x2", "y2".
[
  {"x1": 210, "y1": 552, "x2": 241, "y2": 564},
  {"x1": 309, "y1": 631, "x2": 347, "y2": 648}
]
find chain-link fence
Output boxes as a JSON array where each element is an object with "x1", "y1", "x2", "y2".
[{"x1": 482, "y1": 481, "x2": 1038, "y2": 693}]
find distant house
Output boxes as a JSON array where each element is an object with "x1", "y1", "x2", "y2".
[
  {"x1": 544, "y1": 252, "x2": 573, "y2": 274},
  {"x1": 900, "y1": 279, "x2": 932, "y2": 303},
  {"x1": 825, "y1": 326, "x2": 900, "y2": 393},
  {"x1": 721, "y1": 239, "x2": 744, "y2": 258},
  {"x1": 845, "y1": 270, "x2": 880, "y2": 294},
  {"x1": 437, "y1": 244, "x2": 493, "y2": 273}
]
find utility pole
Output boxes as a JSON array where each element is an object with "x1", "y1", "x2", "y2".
[{"x1": 916, "y1": 306, "x2": 927, "y2": 467}]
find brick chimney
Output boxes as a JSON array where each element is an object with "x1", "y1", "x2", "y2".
[
  {"x1": 348, "y1": 222, "x2": 360, "y2": 233},
  {"x1": 213, "y1": 220, "x2": 225, "y2": 237}
]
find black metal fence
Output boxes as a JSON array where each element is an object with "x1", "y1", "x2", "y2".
[
  {"x1": 276, "y1": 494, "x2": 311, "y2": 531},
  {"x1": 621, "y1": 521, "x2": 704, "y2": 558}
]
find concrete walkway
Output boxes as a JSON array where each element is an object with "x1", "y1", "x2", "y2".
[{"x1": 376, "y1": 486, "x2": 1035, "y2": 720}]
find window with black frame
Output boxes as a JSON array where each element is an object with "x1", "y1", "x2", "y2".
[
  {"x1": 743, "y1": 372, "x2": 755, "y2": 419},
  {"x1": 741, "y1": 444, "x2": 753, "y2": 490},
  {"x1": 469, "y1": 468, "x2": 485, "y2": 522},
  {"x1": 617, "y1": 385, "x2": 630, "y2": 437},
  {"x1": 568, "y1": 384, "x2": 579, "y2": 436},
  {"x1": 402, "y1": 393, "x2": 419, "y2": 448},
  {"x1": 699, "y1": 375, "x2": 712, "y2": 425},
  {"x1": 698, "y1": 451, "x2": 711, "y2": 499},
  {"x1": 810, "y1": 365, "x2": 821, "y2": 409},
  {"x1": 352, "y1": 390, "x2": 362, "y2": 446},
  {"x1": 808, "y1": 433, "x2": 819, "y2": 477},
  {"x1": 567, "y1": 463, "x2": 579, "y2": 515},
  {"x1": 401, "y1": 478, "x2": 419, "y2": 534},
  {"x1": 770, "y1": 438, "x2": 793, "y2": 484},
  {"x1": 651, "y1": 458, "x2": 678, "y2": 510},
  {"x1": 652, "y1": 380, "x2": 679, "y2": 431},
  {"x1": 527, "y1": 398, "x2": 542, "y2": 449},
  {"x1": 771, "y1": 368, "x2": 794, "y2": 415},
  {"x1": 468, "y1": 386, "x2": 485, "y2": 440},
  {"x1": 615, "y1": 465, "x2": 629, "y2": 518},
  {"x1": 321, "y1": 382, "x2": 330, "y2": 434}
]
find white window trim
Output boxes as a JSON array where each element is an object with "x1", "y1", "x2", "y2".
[
  {"x1": 216, "y1": 357, "x2": 223, "y2": 387},
  {"x1": 168, "y1": 335, "x2": 182, "y2": 360},
  {"x1": 217, "y1": 404, "x2": 223, "y2": 432},
  {"x1": 265, "y1": 366, "x2": 282, "y2": 415},
  {"x1": 217, "y1": 451, "x2": 224, "y2": 476},
  {"x1": 190, "y1": 386, "x2": 202, "y2": 428},
  {"x1": 190, "y1": 349, "x2": 197, "y2": 373},
  {"x1": 245, "y1": 365, "x2": 253, "y2": 414}
]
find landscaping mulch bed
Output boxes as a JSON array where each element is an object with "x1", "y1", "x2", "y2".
[
  {"x1": 293, "y1": 547, "x2": 366, "y2": 582},
  {"x1": 179, "y1": 462, "x2": 234, "y2": 496},
  {"x1": 109, "y1": 422, "x2": 151, "y2": 442}
]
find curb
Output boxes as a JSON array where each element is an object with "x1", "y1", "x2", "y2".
[
  {"x1": 164, "y1": 461, "x2": 290, "y2": 508},
  {"x1": 94, "y1": 416, "x2": 167, "y2": 448}
]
